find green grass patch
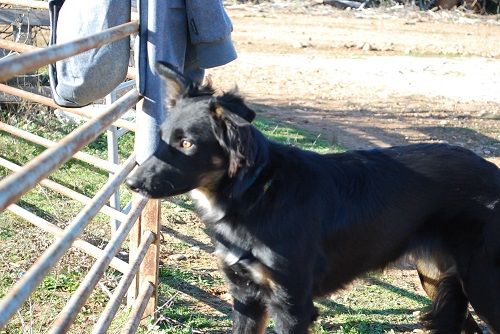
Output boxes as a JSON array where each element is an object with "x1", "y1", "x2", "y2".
[
  {"x1": 156, "y1": 267, "x2": 232, "y2": 333},
  {"x1": 40, "y1": 271, "x2": 82, "y2": 293},
  {"x1": 255, "y1": 117, "x2": 343, "y2": 153},
  {"x1": 313, "y1": 272, "x2": 430, "y2": 333}
]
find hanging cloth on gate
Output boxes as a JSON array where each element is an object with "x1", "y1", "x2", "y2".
[
  {"x1": 48, "y1": 0, "x2": 131, "y2": 107},
  {"x1": 185, "y1": 0, "x2": 237, "y2": 69}
]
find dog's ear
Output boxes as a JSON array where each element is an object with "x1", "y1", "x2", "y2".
[
  {"x1": 209, "y1": 99, "x2": 256, "y2": 177},
  {"x1": 217, "y1": 90, "x2": 256, "y2": 123},
  {"x1": 155, "y1": 61, "x2": 187, "y2": 108}
]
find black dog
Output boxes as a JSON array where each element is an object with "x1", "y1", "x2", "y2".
[{"x1": 127, "y1": 62, "x2": 500, "y2": 334}]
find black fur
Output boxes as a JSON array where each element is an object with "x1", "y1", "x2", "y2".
[
  {"x1": 421, "y1": 274, "x2": 470, "y2": 333},
  {"x1": 127, "y1": 63, "x2": 500, "y2": 334}
]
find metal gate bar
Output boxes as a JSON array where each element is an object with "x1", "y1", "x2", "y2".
[
  {"x1": 0, "y1": 38, "x2": 39, "y2": 53},
  {"x1": 49, "y1": 196, "x2": 149, "y2": 334},
  {"x1": 0, "y1": 122, "x2": 120, "y2": 173},
  {"x1": 92, "y1": 230, "x2": 155, "y2": 334},
  {"x1": 0, "y1": 0, "x2": 139, "y2": 20},
  {"x1": 0, "y1": 155, "x2": 138, "y2": 327},
  {"x1": 0, "y1": 83, "x2": 136, "y2": 131},
  {"x1": 121, "y1": 281, "x2": 155, "y2": 334},
  {"x1": 0, "y1": 89, "x2": 140, "y2": 210},
  {"x1": 0, "y1": 0, "x2": 47, "y2": 10},
  {"x1": 0, "y1": 21, "x2": 139, "y2": 81},
  {"x1": 7, "y1": 204, "x2": 129, "y2": 273},
  {"x1": 0, "y1": 39, "x2": 137, "y2": 79},
  {"x1": 0, "y1": 157, "x2": 127, "y2": 221}
]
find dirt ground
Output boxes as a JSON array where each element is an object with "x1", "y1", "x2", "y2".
[{"x1": 209, "y1": 1, "x2": 500, "y2": 165}]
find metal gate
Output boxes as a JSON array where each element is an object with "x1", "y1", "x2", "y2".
[{"x1": 0, "y1": 1, "x2": 163, "y2": 333}]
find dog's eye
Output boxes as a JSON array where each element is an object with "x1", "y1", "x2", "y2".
[{"x1": 180, "y1": 139, "x2": 193, "y2": 149}]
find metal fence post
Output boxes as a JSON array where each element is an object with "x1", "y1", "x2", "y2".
[
  {"x1": 138, "y1": 199, "x2": 161, "y2": 318},
  {"x1": 106, "y1": 91, "x2": 121, "y2": 235}
]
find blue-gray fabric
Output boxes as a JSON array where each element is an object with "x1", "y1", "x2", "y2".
[
  {"x1": 186, "y1": 0, "x2": 237, "y2": 68},
  {"x1": 134, "y1": 0, "x2": 237, "y2": 163},
  {"x1": 136, "y1": 0, "x2": 237, "y2": 93},
  {"x1": 134, "y1": 0, "x2": 175, "y2": 163},
  {"x1": 48, "y1": 0, "x2": 237, "y2": 161},
  {"x1": 48, "y1": 0, "x2": 131, "y2": 107}
]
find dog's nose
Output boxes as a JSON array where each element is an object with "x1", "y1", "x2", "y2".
[{"x1": 125, "y1": 176, "x2": 141, "y2": 192}]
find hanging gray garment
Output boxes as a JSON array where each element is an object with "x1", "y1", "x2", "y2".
[
  {"x1": 133, "y1": 0, "x2": 237, "y2": 163},
  {"x1": 48, "y1": 0, "x2": 131, "y2": 107},
  {"x1": 134, "y1": 0, "x2": 237, "y2": 94},
  {"x1": 185, "y1": 0, "x2": 237, "y2": 69},
  {"x1": 48, "y1": 0, "x2": 236, "y2": 108}
]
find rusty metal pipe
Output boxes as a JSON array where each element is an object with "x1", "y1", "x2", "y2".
[
  {"x1": 0, "y1": 157, "x2": 127, "y2": 221},
  {"x1": 0, "y1": 40, "x2": 137, "y2": 80},
  {"x1": 0, "y1": 21, "x2": 139, "y2": 82},
  {"x1": 7, "y1": 204, "x2": 129, "y2": 273},
  {"x1": 0, "y1": 39, "x2": 40, "y2": 53},
  {"x1": 0, "y1": 1, "x2": 138, "y2": 20},
  {"x1": 48, "y1": 196, "x2": 149, "y2": 334},
  {"x1": 121, "y1": 281, "x2": 155, "y2": 334},
  {"x1": 92, "y1": 230, "x2": 155, "y2": 334},
  {"x1": 0, "y1": 84, "x2": 136, "y2": 132},
  {"x1": 0, "y1": 154, "x2": 136, "y2": 328},
  {"x1": 0, "y1": 89, "x2": 140, "y2": 211},
  {"x1": 0, "y1": 122, "x2": 118, "y2": 173},
  {"x1": 0, "y1": 0, "x2": 47, "y2": 9}
]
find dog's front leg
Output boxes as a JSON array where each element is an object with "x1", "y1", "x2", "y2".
[
  {"x1": 221, "y1": 264, "x2": 269, "y2": 334},
  {"x1": 269, "y1": 296, "x2": 316, "y2": 334},
  {"x1": 232, "y1": 297, "x2": 269, "y2": 334}
]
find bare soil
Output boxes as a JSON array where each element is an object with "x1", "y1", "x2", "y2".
[{"x1": 209, "y1": 1, "x2": 500, "y2": 164}]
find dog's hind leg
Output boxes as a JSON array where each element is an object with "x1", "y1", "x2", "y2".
[
  {"x1": 461, "y1": 249, "x2": 500, "y2": 334},
  {"x1": 417, "y1": 267, "x2": 482, "y2": 334},
  {"x1": 460, "y1": 205, "x2": 500, "y2": 334},
  {"x1": 419, "y1": 273, "x2": 472, "y2": 334},
  {"x1": 416, "y1": 250, "x2": 482, "y2": 334}
]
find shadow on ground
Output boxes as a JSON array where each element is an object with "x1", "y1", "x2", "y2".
[{"x1": 251, "y1": 101, "x2": 500, "y2": 160}]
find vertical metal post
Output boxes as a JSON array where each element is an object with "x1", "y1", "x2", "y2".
[
  {"x1": 127, "y1": 194, "x2": 141, "y2": 307},
  {"x1": 127, "y1": 99, "x2": 143, "y2": 308},
  {"x1": 138, "y1": 199, "x2": 160, "y2": 318},
  {"x1": 106, "y1": 91, "x2": 121, "y2": 235}
]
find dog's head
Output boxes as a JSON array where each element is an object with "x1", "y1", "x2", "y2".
[{"x1": 126, "y1": 62, "x2": 266, "y2": 199}]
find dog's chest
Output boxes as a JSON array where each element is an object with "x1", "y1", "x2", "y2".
[
  {"x1": 189, "y1": 188, "x2": 225, "y2": 220},
  {"x1": 190, "y1": 189, "x2": 213, "y2": 211}
]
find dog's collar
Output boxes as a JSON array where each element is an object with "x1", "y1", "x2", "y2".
[
  {"x1": 239, "y1": 165, "x2": 274, "y2": 199},
  {"x1": 263, "y1": 178, "x2": 273, "y2": 193},
  {"x1": 239, "y1": 166, "x2": 264, "y2": 194},
  {"x1": 239, "y1": 165, "x2": 265, "y2": 195},
  {"x1": 225, "y1": 165, "x2": 274, "y2": 215}
]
